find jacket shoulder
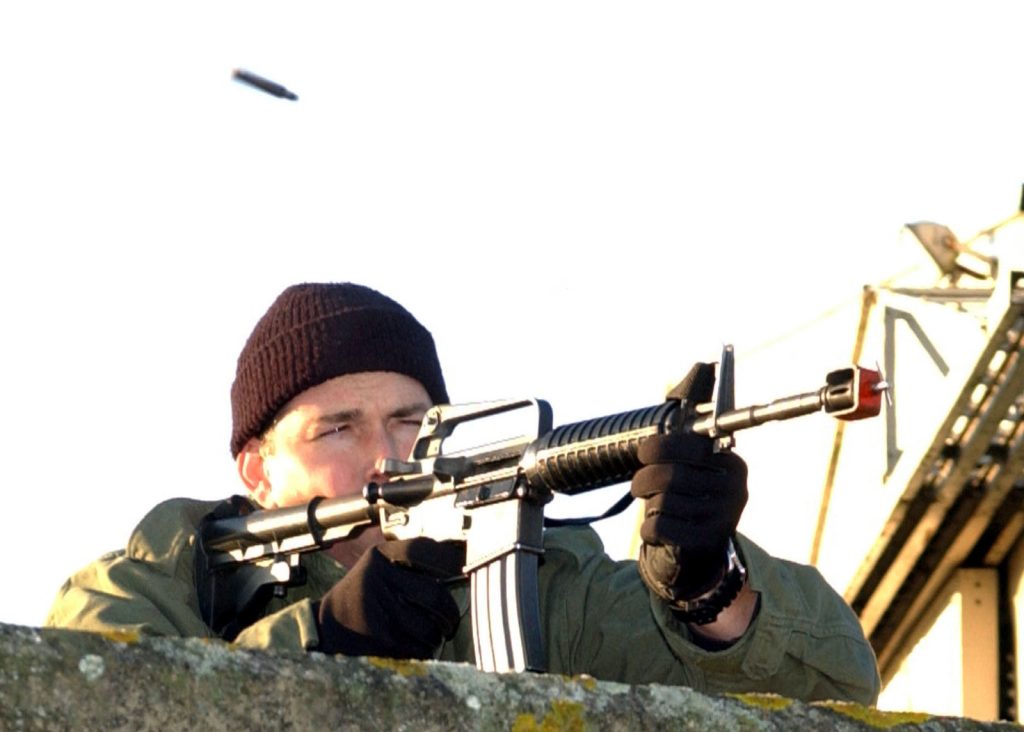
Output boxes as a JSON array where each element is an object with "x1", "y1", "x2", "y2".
[
  {"x1": 542, "y1": 525, "x2": 608, "y2": 568},
  {"x1": 44, "y1": 496, "x2": 240, "y2": 636},
  {"x1": 737, "y1": 533, "x2": 859, "y2": 628},
  {"x1": 126, "y1": 496, "x2": 242, "y2": 575}
]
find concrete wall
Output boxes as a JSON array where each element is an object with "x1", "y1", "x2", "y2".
[{"x1": 1, "y1": 623, "x2": 1018, "y2": 731}]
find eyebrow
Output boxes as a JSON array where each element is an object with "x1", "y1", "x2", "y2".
[
  {"x1": 390, "y1": 402, "x2": 432, "y2": 420},
  {"x1": 316, "y1": 401, "x2": 431, "y2": 425}
]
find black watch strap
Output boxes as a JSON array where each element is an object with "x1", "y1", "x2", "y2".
[{"x1": 671, "y1": 538, "x2": 747, "y2": 625}]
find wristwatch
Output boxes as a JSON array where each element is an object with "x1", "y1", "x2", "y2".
[{"x1": 671, "y1": 538, "x2": 747, "y2": 625}]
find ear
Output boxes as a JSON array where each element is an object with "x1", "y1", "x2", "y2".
[{"x1": 237, "y1": 438, "x2": 274, "y2": 507}]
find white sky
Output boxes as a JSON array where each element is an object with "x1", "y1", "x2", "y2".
[{"x1": 1, "y1": 2, "x2": 1022, "y2": 627}]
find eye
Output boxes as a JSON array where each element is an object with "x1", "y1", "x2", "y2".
[
  {"x1": 388, "y1": 416, "x2": 424, "y2": 438},
  {"x1": 398, "y1": 413, "x2": 427, "y2": 431},
  {"x1": 317, "y1": 423, "x2": 351, "y2": 440}
]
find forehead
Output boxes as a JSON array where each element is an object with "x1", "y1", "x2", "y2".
[{"x1": 277, "y1": 371, "x2": 431, "y2": 421}]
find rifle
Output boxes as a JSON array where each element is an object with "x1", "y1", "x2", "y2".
[{"x1": 195, "y1": 347, "x2": 886, "y2": 672}]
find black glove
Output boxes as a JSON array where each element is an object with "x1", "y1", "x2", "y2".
[
  {"x1": 630, "y1": 363, "x2": 748, "y2": 605},
  {"x1": 315, "y1": 538, "x2": 465, "y2": 659}
]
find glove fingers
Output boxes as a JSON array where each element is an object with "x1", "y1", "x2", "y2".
[
  {"x1": 646, "y1": 491, "x2": 748, "y2": 524},
  {"x1": 379, "y1": 538, "x2": 466, "y2": 580},
  {"x1": 391, "y1": 574, "x2": 461, "y2": 640},
  {"x1": 639, "y1": 514, "x2": 734, "y2": 553},
  {"x1": 317, "y1": 544, "x2": 461, "y2": 659},
  {"x1": 631, "y1": 461, "x2": 747, "y2": 501},
  {"x1": 637, "y1": 432, "x2": 713, "y2": 465},
  {"x1": 378, "y1": 539, "x2": 463, "y2": 640},
  {"x1": 637, "y1": 432, "x2": 751, "y2": 470}
]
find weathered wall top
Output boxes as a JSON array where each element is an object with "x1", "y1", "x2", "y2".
[{"x1": 0, "y1": 623, "x2": 1018, "y2": 731}]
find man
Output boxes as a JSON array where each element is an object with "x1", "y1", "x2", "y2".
[{"x1": 47, "y1": 282, "x2": 880, "y2": 703}]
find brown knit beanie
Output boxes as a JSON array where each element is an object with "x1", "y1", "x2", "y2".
[{"x1": 230, "y1": 282, "x2": 448, "y2": 457}]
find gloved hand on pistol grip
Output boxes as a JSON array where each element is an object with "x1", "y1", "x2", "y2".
[
  {"x1": 315, "y1": 537, "x2": 465, "y2": 659},
  {"x1": 630, "y1": 430, "x2": 749, "y2": 604}
]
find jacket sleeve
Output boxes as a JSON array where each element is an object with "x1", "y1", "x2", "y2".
[
  {"x1": 536, "y1": 527, "x2": 880, "y2": 704},
  {"x1": 650, "y1": 534, "x2": 881, "y2": 704},
  {"x1": 44, "y1": 497, "x2": 322, "y2": 653}
]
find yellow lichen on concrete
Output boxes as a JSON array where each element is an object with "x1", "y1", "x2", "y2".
[
  {"x1": 820, "y1": 701, "x2": 932, "y2": 728},
  {"x1": 512, "y1": 713, "x2": 538, "y2": 731},
  {"x1": 366, "y1": 656, "x2": 428, "y2": 677},
  {"x1": 98, "y1": 628, "x2": 140, "y2": 645},
  {"x1": 561, "y1": 674, "x2": 597, "y2": 691},
  {"x1": 511, "y1": 699, "x2": 586, "y2": 732},
  {"x1": 728, "y1": 692, "x2": 794, "y2": 711}
]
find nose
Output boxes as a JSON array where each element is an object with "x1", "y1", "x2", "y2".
[{"x1": 364, "y1": 426, "x2": 402, "y2": 485}]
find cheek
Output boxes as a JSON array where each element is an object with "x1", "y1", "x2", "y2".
[
  {"x1": 264, "y1": 452, "x2": 328, "y2": 506},
  {"x1": 305, "y1": 455, "x2": 367, "y2": 499},
  {"x1": 268, "y1": 442, "x2": 375, "y2": 503},
  {"x1": 395, "y1": 427, "x2": 422, "y2": 461},
  {"x1": 263, "y1": 459, "x2": 314, "y2": 507}
]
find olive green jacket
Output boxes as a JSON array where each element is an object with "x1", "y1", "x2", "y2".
[{"x1": 46, "y1": 497, "x2": 880, "y2": 704}]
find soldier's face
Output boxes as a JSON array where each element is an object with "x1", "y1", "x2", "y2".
[{"x1": 238, "y1": 370, "x2": 431, "y2": 566}]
